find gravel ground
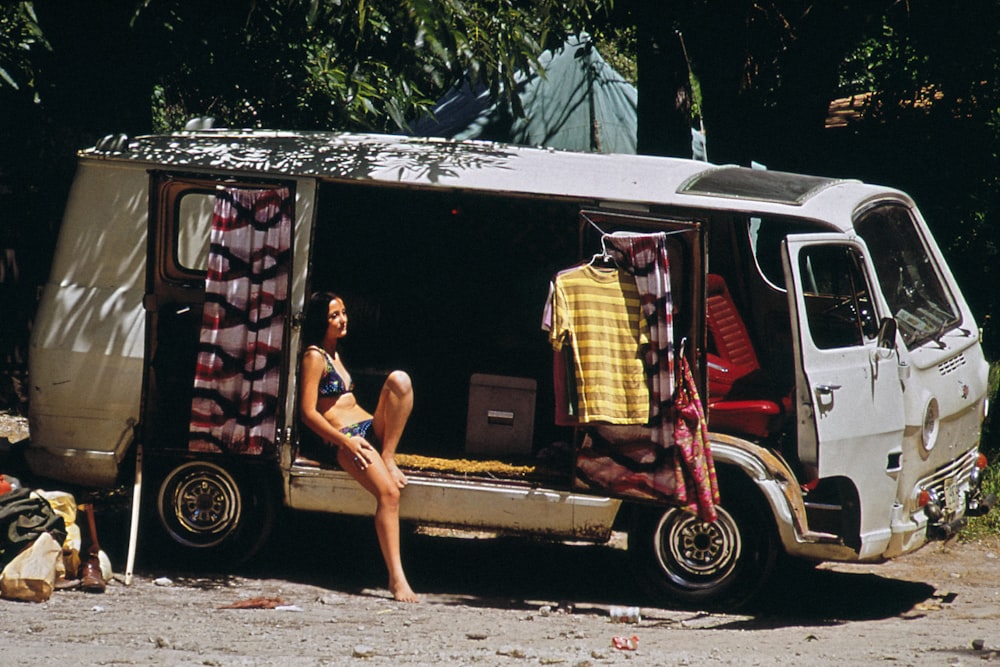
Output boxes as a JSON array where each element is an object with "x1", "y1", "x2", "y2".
[
  {"x1": 2, "y1": 530, "x2": 1000, "y2": 666},
  {"x1": 4, "y1": 410, "x2": 1000, "y2": 665},
  {"x1": 0, "y1": 410, "x2": 28, "y2": 443}
]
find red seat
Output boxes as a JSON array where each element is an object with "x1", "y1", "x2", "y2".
[
  {"x1": 705, "y1": 274, "x2": 782, "y2": 439},
  {"x1": 706, "y1": 274, "x2": 759, "y2": 398}
]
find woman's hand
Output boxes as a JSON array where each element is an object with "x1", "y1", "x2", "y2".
[{"x1": 349, "y1": 437, "x2": 376, "y2": 471}]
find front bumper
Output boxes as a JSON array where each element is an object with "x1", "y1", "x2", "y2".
[{"x1": 920, "y1": 449, "x2": 993, "y2": 540}]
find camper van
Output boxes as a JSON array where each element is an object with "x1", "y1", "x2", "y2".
[{"x1": 27, "y1": 130, "x2": 992, "y2": 609}]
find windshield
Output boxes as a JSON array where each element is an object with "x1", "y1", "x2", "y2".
[{"x1": 854, "y1": 204, "x2": 959, "y2": 348}]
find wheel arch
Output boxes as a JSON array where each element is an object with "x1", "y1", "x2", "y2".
[
  {"x1": 611, "y1": 433, "x2": 805, "y2": 545},
  {"x1": 708, "y1": 433, "x2": 810, "y2": 554}
]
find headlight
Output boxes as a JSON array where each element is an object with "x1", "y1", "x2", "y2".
[{"x1": 922, "y1": 397, "x2": 940, "y2": 452}]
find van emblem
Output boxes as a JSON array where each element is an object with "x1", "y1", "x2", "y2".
[{"x1": 961, "y1": 383, "x2": 970, "y2": 399}]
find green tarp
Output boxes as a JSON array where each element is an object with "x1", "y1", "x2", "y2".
[{"x1": 408, "y1": 34, "x2": 638, "y2": 155}]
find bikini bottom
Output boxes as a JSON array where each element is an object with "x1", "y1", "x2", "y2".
[{"x1": 340, "y1": 419, "x2": 377, "y2": 444}]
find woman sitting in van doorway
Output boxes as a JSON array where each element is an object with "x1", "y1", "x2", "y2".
[{"x1": 299, "y1": 291, "x2": 419, "y2": 602}]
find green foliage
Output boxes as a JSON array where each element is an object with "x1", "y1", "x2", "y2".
[
  {"x1": 837, "y1": 27, "x2": 923, "y2": 98},
  {"x1": 987, "y1": 363, "x2": 1000, "y2": 452},
  {"x1": 961, "y1": 459, "x2": 1000, "y2": 542},
  {"x1": 138, "y1": 0, "x2": 605, "y2": 132},
  {"x1": 590, "y1": 25, "x2": 636, "y2": 86},
  {"x1": 0, "y1": 2, "x2": 48, "y2": 91},
  {"x1": 962, "y1": 362, "x2": 1000, "y2": 541}
]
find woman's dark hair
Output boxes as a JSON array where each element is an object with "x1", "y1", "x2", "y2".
[{"x1": 302, "y1": 291, "x2": 340, "y2": 348}]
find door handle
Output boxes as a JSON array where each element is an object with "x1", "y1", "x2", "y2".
[{"x1": 815, "y1": 384, "x2": 842, "y2": 395}]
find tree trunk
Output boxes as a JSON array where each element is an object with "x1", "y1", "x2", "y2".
[{"x1": 635, "y1": 3, "x2": 692, "y2": 158}]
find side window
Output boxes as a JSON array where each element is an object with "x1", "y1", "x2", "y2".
[
  {"x1": 154, "y1": 174, "x2": 291, "y2": 281},
  {"x1": 799, "y1": 245, "x2": 879, "y2": 349},
  {"x1": 152, "y1": 175, "x2": 217, "y2": 283},
  {"x1": 854, "y1": 204, "x2": 959, "y2": 348},
  {"x1": 176, "y1": 192, "x2": 215, "y2": 272}
]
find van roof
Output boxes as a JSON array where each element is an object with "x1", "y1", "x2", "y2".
[{"x1": 83, "y1": 130, "x2": 908, "y2": 229}]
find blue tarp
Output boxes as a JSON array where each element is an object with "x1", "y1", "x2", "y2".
[{"x1": 408, "y1": 35, "x2": 639, "y2": 155}]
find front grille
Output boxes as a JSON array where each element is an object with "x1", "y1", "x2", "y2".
[
  {"x1": 938, "y1": 354, "x2": 967, "y2": 376},
  {"x1": 913, "y1": 448, "x2": 978, "y2": 514}
]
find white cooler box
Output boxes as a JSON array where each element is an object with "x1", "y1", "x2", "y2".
[{"x1": 465, "y1": 374, "x2": 537, "y2": 456}]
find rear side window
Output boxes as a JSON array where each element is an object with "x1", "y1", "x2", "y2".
[
  {"x1": 152, "y1": 174, "x2": 293, "y2": 282},
  {"x1": 854, "y1": 204, "x2": 959, "y2": 348}
]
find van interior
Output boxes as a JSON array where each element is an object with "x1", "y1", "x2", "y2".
[{"x1": 293, "y1": 181, "x2": 805, "y2": 487}]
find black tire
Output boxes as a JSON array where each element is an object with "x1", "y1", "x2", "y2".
[
  {"x1": 150, "y1": 459, "x2": 276, "y2": 568},
  {"x1": 627, "y1": 483, "x2": 778, "y2": 611}
]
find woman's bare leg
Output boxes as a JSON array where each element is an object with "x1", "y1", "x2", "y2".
[
  {"x1": 373, "y1": 370, "x2": 413, "y2": 488},
  {"x1": 337, "y1": 446, "x2": 419, "y2": 602}
]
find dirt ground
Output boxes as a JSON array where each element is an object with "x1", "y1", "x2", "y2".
[{"x1": 4, "y1": 412, "x2": 1000, "y2": 666}]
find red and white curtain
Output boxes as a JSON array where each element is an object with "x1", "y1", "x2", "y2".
[{"x1": 189, "y1": 187, "x2": 293, "y2": 456}]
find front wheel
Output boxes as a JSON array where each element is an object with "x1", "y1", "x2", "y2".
[
  {"x1": 628, "y1": 491, "x2": 777, "y2": 611},
  {"x1": 151, "y1": 460, "x2": 276, "y2": 568}
]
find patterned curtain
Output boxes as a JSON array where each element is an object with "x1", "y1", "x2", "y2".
[{"x1": 189, "y1": 187, "x2": 293, "y2": 456}]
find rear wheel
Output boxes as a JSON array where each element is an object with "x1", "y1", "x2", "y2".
[
  {"x1": 151, "y1": 460, "x2": 275, "y2": 568},
  {"x1": 628, "y1": 485, "x2": 778, "y2": 611}
]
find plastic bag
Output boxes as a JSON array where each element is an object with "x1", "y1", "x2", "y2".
[
  {"x1": 35, "y1": 490, "x2": 81, "y2": 552},
  {"x1": 0, "y1": 532, "x2": 63, "y2": 602}
]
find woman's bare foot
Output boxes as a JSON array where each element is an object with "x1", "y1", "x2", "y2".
[
  {"x1": 385, "y1": 457, "x2": 408, "y2": 488},
  {"x1": 390, "y1": 577, "x2": 420, "y2": 603}
]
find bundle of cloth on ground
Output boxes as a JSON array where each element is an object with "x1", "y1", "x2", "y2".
[{"x1": 0, "y1": 481, "x2": 111, "y2": 601}]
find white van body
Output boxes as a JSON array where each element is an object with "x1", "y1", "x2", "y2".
[{"x1": 27, "y1": 131, "x2": 992, "y2": 609}]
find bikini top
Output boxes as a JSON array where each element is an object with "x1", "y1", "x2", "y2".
[{"x1": 309, "y1": 346, "x2": 354, "y2": 399}]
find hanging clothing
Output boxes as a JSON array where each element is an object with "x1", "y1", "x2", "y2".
[
  {"x1": 605, "y1": 232, "x2": 675, "y2": 403},
  {"x1": 574, "y1": 423, "x2": 680, "y2": 501},
  {"x1": 541, "y1": 281, "x2": 578, "y2": 425},
  {"x1": 606, "y1": 232, "x2": 718, "y2": 521},
  {"x1": 673, "y1": 356, "x2": 720, "y2": 521},
  {"x1": 189, "y1": 186, "x2": 293, "y2": 456},
  {"x1": 547, "y1": 263, "x2": 651, "y2": 424}
]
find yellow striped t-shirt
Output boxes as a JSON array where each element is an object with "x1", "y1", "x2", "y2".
[{"x1": 549, "y1": 264, "x2": 650, "y2": 424}]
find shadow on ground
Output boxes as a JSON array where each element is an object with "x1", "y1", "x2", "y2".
[
  {"x1": 3, "y1": 431, "x2": 936, "y2": 629},
  {"x1": 85, "y1": 503, "x2": 937, "y2": 628}
]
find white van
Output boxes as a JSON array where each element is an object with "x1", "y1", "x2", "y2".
[{"x1": 27, "y1": 130, "x2": 992, "y2": 609}]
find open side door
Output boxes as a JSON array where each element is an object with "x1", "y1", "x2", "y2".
[{"x1": 782, "y1": 233, "x2": 905, "y2": 554}]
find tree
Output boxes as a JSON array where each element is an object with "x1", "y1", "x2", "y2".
[
  {"x1": 2, "y1": 0, "x2": 998, "y2": 371},
  {"x1": 0, "y1": 0, "x2": 607, "y2": 410},
  {"x1": 644, "y1": 1, "x2": 889, "y2": 169},
  {"x1": 0, "y1": 2, "x2": 46, "y2": 90},
  {"x1": 132, "y1": 0, "x2": 604, "y2": 132},
  {"x1": 632, "y1": 2, "x2": 694, "y2": 158},
  {"x1": 845, "y1": 0, "x2": 1000, "y2": 357}
]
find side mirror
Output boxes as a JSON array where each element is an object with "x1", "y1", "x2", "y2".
[{"x1": 875, "y1": 317, "x2": 898, "y2": 359}]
